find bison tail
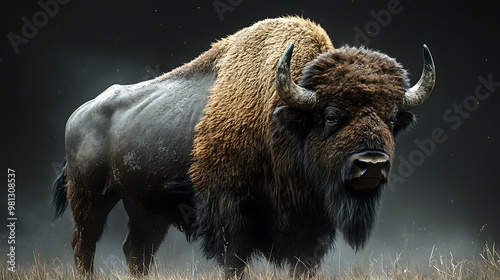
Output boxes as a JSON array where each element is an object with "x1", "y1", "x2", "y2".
[{"x1": 52, "y1": 157, "x2": 68, "y2": 219}]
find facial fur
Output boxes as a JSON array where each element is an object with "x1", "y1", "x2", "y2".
[{"x1": 272, "y1": 46, "x2": 417, "y2": 249}]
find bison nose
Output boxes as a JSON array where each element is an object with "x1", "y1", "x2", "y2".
[{"x1": 348, "y1": 151, "x2": 390, "y2": 191}]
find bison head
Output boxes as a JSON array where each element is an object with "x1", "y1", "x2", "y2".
[{"x1": 272, "y1": 43, "x2": 435, "y2": 249}]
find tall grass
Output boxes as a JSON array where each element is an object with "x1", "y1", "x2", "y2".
[{"x1": 2, "y1": 243, "x2": 499, "y2": 279}]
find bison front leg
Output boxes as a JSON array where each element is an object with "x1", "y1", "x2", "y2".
[
  {"x1": 195, "y1": 195, "x2": 257, "y2": 279},
  {"x1": 285, "y1": 234, "x2": 333, "y2": 278},
  {"x1": 221, "y1": 231, "x2": 251, "y2": 279}
]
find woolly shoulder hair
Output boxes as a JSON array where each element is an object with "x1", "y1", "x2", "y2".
[{"x1": 185, "y1": 16, "x2": 334, "y2": 191}]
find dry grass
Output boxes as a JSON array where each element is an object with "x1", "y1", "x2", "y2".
[{"x1": 2, "y1": 243, "x2": 499, "y2": 280}]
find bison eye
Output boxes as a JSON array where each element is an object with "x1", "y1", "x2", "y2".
[
  {"x1": 324, "y1": 106, "x2": 343, "y2": 135},
  {"x1": 388, "y1": 116, "x2": 396, "y2": 131},
  {"x1": 326, "y1": 115, "x2": 338, "y2": 124}
]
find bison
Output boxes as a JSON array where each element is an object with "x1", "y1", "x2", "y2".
[{"x1": 52, "y1": 16, "x2": 435, "y2": 277}]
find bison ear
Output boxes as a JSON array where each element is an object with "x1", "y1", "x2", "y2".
[
  {"x1": 273, "y1": 106, "x2": 310, "y2": 134},
  {"x1": 393, "y1": 111, "x2": 416, "y2": 138}
]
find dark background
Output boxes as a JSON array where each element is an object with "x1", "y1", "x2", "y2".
[{"x1": 2, "y1": 0, "x2": 499, "y2": 273}]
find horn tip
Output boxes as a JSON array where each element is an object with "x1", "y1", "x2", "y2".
[
  {"x1": 421, "y1": 44, "x2": 433, "y2": 63},
  {"x1": 284, "y1": 43, "x2": 295, "y2": 58},
  {"x1": 278, "y1": 43, "x2": 295, "y2": 70}
]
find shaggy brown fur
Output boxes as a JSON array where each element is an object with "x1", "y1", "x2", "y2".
[
  {"x1": 187, "y1": 18, "x2": 335, "y2": 272},
  {"x1": 189, "y1": 17, "x2": 333, "y2": 191}
]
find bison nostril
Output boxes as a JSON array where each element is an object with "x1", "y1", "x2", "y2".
[
  {"x1": 353, "y1": 160, "x2": 368, "y2": 176},
  {"x1": 350, "y1": 152, "x2": 390, "y2": 178},
  {"x1": 348, "y1": 151, "x2": 390, "y2": 190}
]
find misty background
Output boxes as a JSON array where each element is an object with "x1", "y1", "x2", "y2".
[{"x1": 2, "y1": 0, "x2": 499, "y2": 274}]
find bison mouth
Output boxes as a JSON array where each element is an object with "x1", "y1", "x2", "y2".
[
  {"x1": 350, "y1": 177, "x2": 386, "y2": 191},
  {"x1": 346, "y1": 151, "x2": 390, "y2": 192}
]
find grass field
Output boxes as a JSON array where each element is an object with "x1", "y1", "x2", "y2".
[{"x1": 2, "y1": 242, "x2": 499, "y2": 279}]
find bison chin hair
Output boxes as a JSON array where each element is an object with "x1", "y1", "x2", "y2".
[{"x1": 311, "y1": 158, "x2": 384, "y2": 251}]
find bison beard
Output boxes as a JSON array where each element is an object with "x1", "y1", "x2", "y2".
[{"x1": 328, "y1": 165, "x2": 384, "y2": 250}]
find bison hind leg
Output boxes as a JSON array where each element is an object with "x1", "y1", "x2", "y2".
[
  {"x1": 67, "y1": 180, "x2": 121, "y2": 275},
  {"x1": 122, "y1": 199, "x2": 169, "y2": 276}
]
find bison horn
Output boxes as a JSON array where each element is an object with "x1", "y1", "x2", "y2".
[
  {"x1": 275, "y1": 43, "x2": 317, "y2": 110},
  {"x1": 401, "y1": 44, "x2": 436, "y2": 111}
]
